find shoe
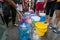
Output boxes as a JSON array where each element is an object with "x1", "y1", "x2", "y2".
[
  {"x1": 12, "y1": 24, "x2": 18, "y2": 27},
  {"x1": 53, "y1": 29, "x2": 60, "y2": 33},
  {"x1": 49, "y1": 24, "x2": 56, "y2": 30}
]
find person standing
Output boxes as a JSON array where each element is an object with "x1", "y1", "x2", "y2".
[
  {"x1": 5, "y1": 0, "x2": 21, "y2": 27},
  {"x1": 49, "y1": 0, "x2": 60, "y2": 33},
  {"x1": 0, "y1": 0, "x2": 17, "y2": 27},
  {"x1": 44, "y1": 0, "x2": 56, "y2": 25},
  {"x1": 36, "y1": 0, "x2": 45, "y2": 16}
]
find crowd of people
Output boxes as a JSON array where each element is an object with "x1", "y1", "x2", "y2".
[
  {"x1": 0, "y1": 0, "x2": 60, "y2": 33},
  {"x1": 0, "y1": 0, "x2": 29, "y2": 27}
]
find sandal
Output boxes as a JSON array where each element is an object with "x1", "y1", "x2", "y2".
[
  {"x1": 49, "y1": 24, "x2": 56, "y2": 30},
  {"x1": 53, "y1": 29, "x2": 60, "y2": 33}
]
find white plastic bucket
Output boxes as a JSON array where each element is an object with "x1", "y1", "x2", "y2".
[
  {"x1": 31, "y1": 16, "x2": 40, "y2": 21},
  {"x1": 39, "y1": 13, "x2": 46, "y2": 16}
]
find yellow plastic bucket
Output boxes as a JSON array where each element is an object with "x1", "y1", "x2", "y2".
[
  {"x1": 35, "y1": 22, "x2": 48, "y2": 36},
  {"x1": 36, "y1": 27, "x2": 47, "y2": 32},
  {"x1": 35, "y1": 22, "x2": 47, "y2": 29},
  {"x1": 36, "y1": 28, "x2": 45, "y2": 36}
]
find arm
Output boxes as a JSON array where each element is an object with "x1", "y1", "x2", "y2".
[
  {"x1": 22, "y1": 0, "x2": 25, "y2": 8},
  {"x1": 5, "y1": 0, "x2": 17, "y2": 9},
  {"x1": 44, "y1": 0, "x2": 47, "y2": 8},
  {"x1": 44, "y1": 0, "x2": 47, "y2": 3}
]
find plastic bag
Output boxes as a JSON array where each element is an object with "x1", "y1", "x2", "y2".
[{"x1": 18, "y1": 22, "x2": 31, "y2": 40}]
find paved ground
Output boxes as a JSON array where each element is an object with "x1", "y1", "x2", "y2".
[
  {"x1": 0, "y1": 13, "x2": 60, "y2": 40},
  {"x1": 0, "y1": 16, "x2": 18, "y2": 40},
  {"x1": 7, "y1": 27, "x2": 18, "y2": 40}
]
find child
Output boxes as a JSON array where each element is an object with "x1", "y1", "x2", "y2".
[{"x1": 36, "y1": 0, "x2": 45, "y2": 16}]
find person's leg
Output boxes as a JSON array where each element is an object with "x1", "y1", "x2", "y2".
[
  {"x1": 2, "y1": 2, "x2": 10, "y2": 27},
  {"x1": 36, "y1": 2, "x2": 39, "y2": 16},
  {"x1": 49, "y1": 1, "x2": 56, "y2": 23},
  {"x1": 34, "y1": 0, "x2": 37, "y2": 12},
  {"x1": 0, "y1": 2, "x2": 5, "y2": 24},
  {"x1": 53, "y1": 10, "x2": 60, "y2": 32},
  {"x1": 54, "y1": 10, "x2": 60, "y2": 28},
  {"x1": 34, "y1": 2, "x2": 36, "y2": 12},
  {"x1": 36, "y1": 10, "x2": 39, "y2": 16},
  {"x1": 10, "y1": 6, "x2": 16, "y2": 25},
  {"x1": 50, "y1": 2, "x2": 60, "y2": 33},
  {"x1": 45, "y1": 2, "x2": 51, "y2": 24},
  {"x1": 0, "y1": 15, "x2": 5, "y2": 24}
]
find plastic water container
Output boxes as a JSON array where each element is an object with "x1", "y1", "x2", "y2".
[
  {"x1": 39, "y1": 13, "x2": 46, "y2": 22},
  {"x1": 35, "y1": 22, "x2": 47, "y2": 37},
  {"x1": 18, "y1": 22, "x2": 31, "y2": 40},
  {"x1": 31, "y1": 16, "x2": 40, "y2": 21}
]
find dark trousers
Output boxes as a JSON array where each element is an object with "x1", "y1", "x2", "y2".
[
  {"x1": 1, "y1": 2, "x2": 16, "y2": 27},
  {"x1": 45, "y1": 1, "x2": 56, "y2": 17},
  {"x1": 2, "y1": 2, "x2": 10, "y2": 26},
  {"x1": 10, "y1": 6, "x2": 16, "y2": 24}
]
